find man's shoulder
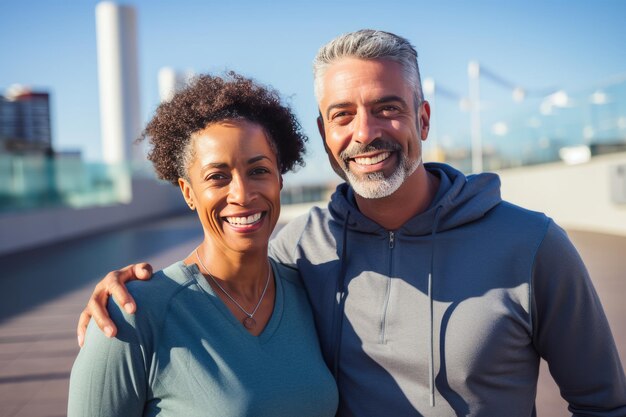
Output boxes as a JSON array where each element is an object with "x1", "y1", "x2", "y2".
[
  {"x1": 281, "y1": 204, "x2": 332, "y2": 231},
  {"x1": 270, "y1": 205, "x2": 335, "y2": 265},
  {"x1": 494, "y1": 198, "x2": 545, "y2": 214},
  {"x1": 272, "y1": 205, "x2": 332, "y2": 245},
  {"x1": 479, "y1": 200, "x2": 554, "y2": 248},
  {"x1": 489, "y1": 200, "x2": 550, "y2": 227}
]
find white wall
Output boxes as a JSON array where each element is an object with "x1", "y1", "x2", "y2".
[{"x1": 498, "y1": 152, "x2": 626, "y2": 236}]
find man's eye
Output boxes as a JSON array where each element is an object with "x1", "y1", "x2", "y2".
[
  {"x1": 380, "y1": 105, "x2": 400, "y2": 114},
  {"x1": 331, "y1": 111, "x2": 352, "y2": 123}
]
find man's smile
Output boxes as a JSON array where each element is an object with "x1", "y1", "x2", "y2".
[{"x1": 352, "y1": 151, "x2": 391, "y2": 166}]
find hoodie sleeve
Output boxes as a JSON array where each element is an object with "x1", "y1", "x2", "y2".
[{"x1": 531, "y1": 220, "x2": 626, "y2": 415}]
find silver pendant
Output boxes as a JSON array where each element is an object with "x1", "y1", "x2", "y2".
[{"x1": 243, "y1": 316, "x2": 256, "y2": 329}]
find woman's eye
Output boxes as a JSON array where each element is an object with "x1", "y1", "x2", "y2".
[
  {"x1": 206, "y1": 173, "x2": 228, "y2": 181},
  {"x1": 251, "y1": 167, "x2": 270, "y2": 175}
]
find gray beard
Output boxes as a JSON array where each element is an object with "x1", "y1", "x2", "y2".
[
  {"x1": 339, "y1": 139, "x2": 421, "y2": 199},
  {"x1": 345, "y1": 154, "x2": 421, "y2": 199}
]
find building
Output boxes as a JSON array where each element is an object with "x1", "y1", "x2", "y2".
[{"x1": 0, "y1": 85, "x2": 52, "y2": 154}]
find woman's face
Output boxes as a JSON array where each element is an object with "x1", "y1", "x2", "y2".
[{"x1": 179, "y1": 120, "x2": 282, "y2": 255}]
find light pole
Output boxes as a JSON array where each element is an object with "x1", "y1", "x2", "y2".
[
  {"x1": 423, "y1": 77, "x2": 438, "y2": 155},
  {"x1": 468, "y1": 60, "x2": 482, "y2": 173}
]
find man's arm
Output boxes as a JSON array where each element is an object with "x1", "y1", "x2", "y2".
[
  {"x1": 76, "y1": 263, "x2": 153, "y2": 347},
  {"x1": 77, "y1": 209, "x2": 315, "y2": 347},
  {"x1": 532, "y1": 221, "x2": 626, "y2": 414}
]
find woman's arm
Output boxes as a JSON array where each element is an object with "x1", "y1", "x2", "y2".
[{"x1": 69, "y1": 298, "x2": 148, "y2": 416}]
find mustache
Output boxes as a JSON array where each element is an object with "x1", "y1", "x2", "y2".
[{"x1": 340, "y1": 139, "x2": 401, "y2": 161}]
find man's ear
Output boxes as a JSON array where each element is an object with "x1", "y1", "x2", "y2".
[
  {"x1": 318, "y1": 115, "x2": 333, "y2": 159},
  {"x1": 279, "y1": 175, "x2": 284, "y2": 190},
  {"x1": 178, "y1": 178, "x2": 195, "y2": 210},
  {"x1": 419, "y1": 101, "x2": 431, "y2": 141},
  {"x1": 316, "y1": 114, "x2": 347, "y2": 181},
  {"x1": 317, "y1": 115, "x2": 326, "y2": 142}
]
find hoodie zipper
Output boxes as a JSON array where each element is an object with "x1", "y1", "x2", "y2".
[{"x1": 380, "y1": 231, "x2": 395, "y2": 343}]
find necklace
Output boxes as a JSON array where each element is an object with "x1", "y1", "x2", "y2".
[{"x1": 194, "y1": 248, "x2": 271, "y2": 329}]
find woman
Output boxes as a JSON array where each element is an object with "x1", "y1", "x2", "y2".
[{"x1": 68, "y1": 73, "x2": 338, "y2": 416}]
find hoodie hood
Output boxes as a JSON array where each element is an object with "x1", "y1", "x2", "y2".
[{"x1": 328, "y1": 162, "x2": 502, "y2": 234}]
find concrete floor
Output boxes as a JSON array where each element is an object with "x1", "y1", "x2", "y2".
[
  {"x1": 0, "y1": 212, "x2": 624, "y2": 416},
  {"x1": 0, "y1": 213, "x2": 203, "y2": 417}
]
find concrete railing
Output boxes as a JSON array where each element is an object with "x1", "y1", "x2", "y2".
[
  {"x1": 0, "y1": 178, "x2": 187, "y2": 256},
  {"x1": 277, "y1": 153, "x2": 626, "y2": 238},
  {"x1": 498, "y1": 152, "x2": 626, "y2": 236}
]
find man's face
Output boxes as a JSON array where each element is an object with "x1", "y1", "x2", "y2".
[{"x1": 317, "y1": 58, "x2": 430, "y2": 199}]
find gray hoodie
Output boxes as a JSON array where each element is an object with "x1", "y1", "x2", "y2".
[{"x1": 270, "y1": 162, "x2": 626, "y2": 416}]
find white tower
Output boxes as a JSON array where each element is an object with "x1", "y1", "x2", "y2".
[
  {"x1": 158, "y1": 67, "x2": 195, "y2": 103},
  {"x1": 95, "y1": 2, "x2": 141, "y2": 164}
]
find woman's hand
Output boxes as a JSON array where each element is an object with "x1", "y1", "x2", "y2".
[{"x1": 77, "y1": 263, "x2": 154, "y2": 347}]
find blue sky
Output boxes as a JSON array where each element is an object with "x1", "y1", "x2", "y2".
[{"x1": 1, "y1": 0, "x2": 625, "y2": 182}]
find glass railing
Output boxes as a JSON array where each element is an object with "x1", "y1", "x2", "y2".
[
  {"x1": 423, "y1": 72, "x2": 626, "y2": 172},
  {"x1": 2, "y1": 74, "x2": 625, "y2": 214},
  {"x1": 0, "y1": 154, "x2": 139, "y2": 213}
]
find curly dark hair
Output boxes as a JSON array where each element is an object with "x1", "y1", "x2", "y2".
[{"x1": 140, "y1": 71, "x2": 307, "y2": 185}]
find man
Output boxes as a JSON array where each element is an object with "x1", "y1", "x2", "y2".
[{"x1": 78, "y1": 30, "x2": 626, "y2": 415}]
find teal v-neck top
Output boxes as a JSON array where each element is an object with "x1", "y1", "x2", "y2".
[{"x1": 68, "y1": 260, "x2": 338, "y2": 417}]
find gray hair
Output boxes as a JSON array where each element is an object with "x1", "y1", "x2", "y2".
[
  {"x1": 178, "y1": 135, "x2": 196, "y2": 182},
  {"x1": 313, "y1": 29, "x2": 423, "y2": 106}
]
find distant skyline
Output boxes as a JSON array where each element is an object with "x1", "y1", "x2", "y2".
[{"x1": 2, "y1": 0, "x2": 625, "y2": 182}]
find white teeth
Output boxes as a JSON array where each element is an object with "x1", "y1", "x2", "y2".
[
  {"x1": 354, "y1": 152, "x2": 390, "y2": 165},
  {"x1": 226, "y1": 212, "x2": 262, "y2": 225}
]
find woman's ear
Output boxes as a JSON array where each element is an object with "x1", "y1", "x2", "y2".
[
  {"x1": 279, "y1": 175, "x2": 284, "y2": 190},
  {"x1": 178, "y1": 178, "x2": 195, "y2": 210}
]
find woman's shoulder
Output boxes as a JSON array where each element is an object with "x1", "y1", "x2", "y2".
[
  {"x1": 98, "y1": 261, "x2": 200, "y2": 353},
  {"x1": 272, "y1": 259, "x2": 304, "y2": 290},
  {"x1": 123, "y1": 261, "x2": 198, "y2": 321}
]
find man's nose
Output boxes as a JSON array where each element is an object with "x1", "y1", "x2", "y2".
[{"x1": 353, "y1": 111, "x2": 381, "y2": 146}]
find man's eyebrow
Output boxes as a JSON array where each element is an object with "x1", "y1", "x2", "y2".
[
  {"x1": 325, "y1": 102, "x2": 352, "y2": 120},
  {"x1": 370, "y1": 95, "x2": 408, "y2": 106},
  {"x1": 325, "y1": 95, "x2": 408, "y2": 119}
]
